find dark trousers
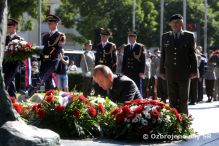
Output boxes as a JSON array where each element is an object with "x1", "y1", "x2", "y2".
[
  {"x1": 197, "y1": 78, "x2": 204, "y2": 102},
  {"x1": 158, "y1": 77, "x2": 168, "y2": 103},
  {"x1": 82, "y1": 76, "x2": 93, "y2": 97},
  {"x1": 3, "y1": 62, "x2": 19, "y2": 97},
  {"x1": 205, "y1": 79, "x2": 215, "y2": 98},
  {"x1": 167, "y1": 79, "x2": 190, "y2": 115},
  {"x1": 28, "y1": 59, "x2": 59, "y2": 97},
  {"x1": 189, "y1": 78, "x2": 198, "y2": 103}
]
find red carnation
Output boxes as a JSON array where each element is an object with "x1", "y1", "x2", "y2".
[
  {"x1": 45, "y1": 89, "x2": 54, "y2": 96},
  {"x1": 31, "y1": 104, "x2": 38, "y2": 111},
  {"x1": 116, "y1": 113, "x2": 125, "y2": 123},
  {"x1": 37, "y1": 103, "x2": 42, "y2": 109},
  {"x1": 165, "y1": 105, "x2": 171, "y2": 110},
  {"x1": 150, "y1": 109, "x2": 160, "y2": 119},
  {"x1": 148, "y1": 100, "x2": 158, "y2": 105},
  {"x1": 124, "y1": 100, "x2": 133, "y2": 105},
  {"x1": 111, "y1": 107, "x2": 122, "y2": 116},
  {"x1": 134, "y1": 98, "x2": 143, "y2": 104},
  {"x1": 72, "y1": 109, "x2": 80, "y2": 118},
  {"x1": 79, "y1": 95, "x2": 87, "y2": 101},
  {"x1": 87, "y1": 107, "x2": 97, "y2": 117},
  {"x1": 176, "y1": 114, "x2": 183, "y2": 122},
  {"x1": 126, "y1": 112, "x2": 136, "y2": 120},
  {"x1": 45, "y1": 95, "x2": 54, "y2": 102},
  {"x1": 122, "y1": 105, "x2": 131, "y2": 114},
  {"x1": 133, "y1": 105, "x2": 144, "y2": 114},
  {"x1": 37, "y1": 109, "x2": 46, "y2": 119},
  {"x1": 12, "y1": 103, "x2": 22, "y2": 113},
  {"x1": 10, "y1": 97, "x2": 16, "y2": 103},
  {"x1": 98, "y1": 104, "x2": 105, "y2": 114},
  {"x1": 55, "y1": 105, "x2": 65, "y2": 112}
]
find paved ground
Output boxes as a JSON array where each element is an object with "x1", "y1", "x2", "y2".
[{"x1": 61, "y1": 95, "x2": 219, "y2": 146}]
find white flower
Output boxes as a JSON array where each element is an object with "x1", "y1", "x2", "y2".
[
  {"x1": 130, "y1": 105, "x2": 138, "y2": 111},
  {"x1": 143, "y1": 111, "x2": 151, "y2": 119},
  {"x1": 132, "y1": 114, "x2": 142, "y2": 123},
  {"x1": 124, "y1": 118, "x2": 130, "y2": 123},
  {"x1": 141, "y1": 118, "x2": 148, "y2": 126}
]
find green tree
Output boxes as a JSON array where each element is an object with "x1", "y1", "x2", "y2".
[{"x1": 7, "y1": 0, "x2": 48, "y2": 31}]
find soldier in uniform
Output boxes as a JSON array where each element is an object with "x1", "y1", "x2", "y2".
[
  {"x1": 94, "y1": 28, "x2": 117, "y2": 97},
  {"x1": 122, "y1": 31, "x2": 145, "y2": 95},
  {"x1": 159, "y1": 14, "x2": 198, "y2": 115},
  {"x1": 3, "y1": 18, "x2": 22, "y2": 97},
  {"x1": 93, "y1": 65, "x2": 142, "y2": 103},
  {"x1": 27, "y1": 14, "x2": 65, "y2": 97}
]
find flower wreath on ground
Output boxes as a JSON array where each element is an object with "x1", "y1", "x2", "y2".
[
  {"x1": 103, "y1": 99, "x2": 194, "y2": 141},
  {"x1": 11, "y1": 91, "x2": 194, "y2": 141},
  {"x1": 4, "y1": 39, "x2": 39, "y2": 62},
  {"x1": 18, "y1": 90, "x2": 117, "y2": 139}
]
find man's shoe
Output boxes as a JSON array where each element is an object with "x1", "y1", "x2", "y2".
[{"x1": 189, "y1": 102, "x2": 196, "y2": 105}]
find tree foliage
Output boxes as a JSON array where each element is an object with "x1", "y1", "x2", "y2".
[{"x1": 8, "y1": 0, "x2": 48, "y2": 31}]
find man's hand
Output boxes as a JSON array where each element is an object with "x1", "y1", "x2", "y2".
[
  {"x1": 159, "y1": 73, "x2": 166, "y2": 80},
  {"x1": 139, "y1": 73, "x2": 145, "y2": 79},
  {"x1": 189, "y1": 73, "x2": 198, "y2": 79}
]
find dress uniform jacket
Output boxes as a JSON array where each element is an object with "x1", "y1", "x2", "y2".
[
  {"x1": 108, "y1": 74, "x2": 142, "y2": 103},
  {"x1": 160, "y1": 31, "x2": 198, "y2": 81},
  {"x1": 122, "y1": 43, "x2": 145, "y2": 77},
  {"x1": 95, "y1": 42, "x2": 117, "y2": 72}
]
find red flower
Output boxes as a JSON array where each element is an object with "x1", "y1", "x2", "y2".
[
  {"x1": 150, "y1": 109, "x2": 160, "y2": 119},
  {"x1": 165, "y1": 105, "x2": 171, "y2": 110},
  {"x1": 124, "y1": 100, "x2": 133, "y2": 105},
  {"x1": 55, "y1": 105, "x2": 65, "y2": 112},
  {"x1": 157, "y1": 102, "x2": 166, "y2": 107},
  {"x1": 45, "y1": 95, "x2": 54, "y2": 102},
  {"x1": 148, "y1": 100, "x2": 158, "y2": 105},
  {"x1": 98, "y1": 104, "x2": 105, "y2": 114},
  {"x1": 116, "y1": 113, "x2": 125, "y2": 123},
  {"x1": 133, "y1": 105, "x2": 144, "y2": 114},
  {"x1": 111, "y1": 107, "x2": 122, "y2": 116},
  {"x1": 172, "y1": 108, "x2": 182, "y2": 122},
  {"x1": 72, "y1": 109, "x2": 80, "y2": 118},
  {"x1": 87, "y1": 107, "x2": 97, "y2": 117},
  {"x1": 37, "y1": 109, "x2": 46, "y2": 119},
  {"x1": 10, "y1": 97, "x2": 16, "y2": 103},
  {"x1": 32, "y1": 104, "x2": 38, "y2": 111},
  {"x1": 122, "y1": 105, "x2": 131, "y2": 114},
  {"x1": 79, "y1": 95, "x2": 87, "y2": 101},
  {"x1": 37, "y1": 103, "x2": 42, "y2": 109},
  {"x1": 126, "y1": 113, "x2": 136, "y2": 120},
  {"x1": 45, "y1": 89, "x2": 54, "y2": 96},
  {"x1": 134, "y1": 98, "x2": 143, "y2": 104},
  {"x1": 12, "y1": 103, "x2": 22, "y2": 113}
]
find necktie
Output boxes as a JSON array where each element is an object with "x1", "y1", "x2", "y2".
[{"x1": 130, "y1": 44, "x2": 133, "y2": 50}]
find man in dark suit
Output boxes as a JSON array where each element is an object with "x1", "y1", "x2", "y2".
[
  {"x1": 122, "y1": 31, "x2": 145, "y2": 95},
  {"x1": 159, "y1": 14, "x2": 198, "y2": 115},
  {"x1": 93, "y1": 65, "x2": 142, "y2": 103},
  {"x1": 3, "y1": 18, "x2": 22, "y2": 97},
  {"x1": 27, "y1": 14, "x2": 66, "y2": 97},
  {"x1": 94, "y1": 28, "x2": 117, "y2": 97}
]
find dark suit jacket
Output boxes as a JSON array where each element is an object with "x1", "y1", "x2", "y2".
[
  {"x1": 95, "y1": 42, "x2": 117, "y2": 72},
  {"x1": 160, "y1": 30, "x2": 198, "y2": 81},
  {"x1": 122, "y1": 43, "x2": 145, "y2": 78},
  {"x1": 108, "y1": 74, "x2": 142, "y2": 103}
]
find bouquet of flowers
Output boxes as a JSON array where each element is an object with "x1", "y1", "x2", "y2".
[
  {"x1": 104, "y1": 99, "x2": 194, "y2": 141},
  {"x1": 4, "y1": 39, "x2": 40, "y2": 62}
]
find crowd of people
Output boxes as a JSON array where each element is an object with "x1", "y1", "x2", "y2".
[{"x1": 4, "y1": 13, "x2": 219, "y2": 116}]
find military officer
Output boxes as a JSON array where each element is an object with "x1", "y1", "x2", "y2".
[
  {"x1": 3, "y1": 18, "x2": 22, "y2": 97},
  {"x1": 27, "y1": 14, "x2": 66, "y2": 97},
  {"x1": 93, "y1": 65, "x2": 142, "y2": 103},
  {"x1": 94, "y1": 28, "x2": 117, "y2": 97},
  {"x1": 159, "y1": 14, "x2": 198, "y2": 115},
  {"x1": 122, "y1": 31, "x2": 146, "y2": 95}
]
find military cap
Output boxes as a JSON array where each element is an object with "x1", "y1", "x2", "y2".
[
  {"x1": 128, "y1": 31, "x2": 137, "y2": 37},
  {"x1": 100, "y1": 29, "x2": 111, "y2": 36},
  {"x1": 169, "y1": 14, "x2": 183, "y2": 22},
  {"x1": 84, "y1": 40, "x2": 92, "y2": 45},
  {"x1": 46, "y1": 14, "x2": 61, "y2": 22},
  {"x1": 7, "y1": 18, "x2": 18, "y2": 26}
]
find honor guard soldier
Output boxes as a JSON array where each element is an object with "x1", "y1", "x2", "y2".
[
  {"x1": 122, "y1": 31, "x2": 146, "y2": 95},
  {"x1": 3, "y1": 18, "x2": 22, "y2": 97},
  {"x1": 159, "y1": 14, "x2": 198, "y2": 115},
  {"x1": 95, "y1": 28, "x2": 117, "y2": 72},
  {"x1": 94, "y1": 28, "x2": 117, "y2": 97},
  {"x1": 27, "y1": 14, "x2": 66, "y2": 97}
]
